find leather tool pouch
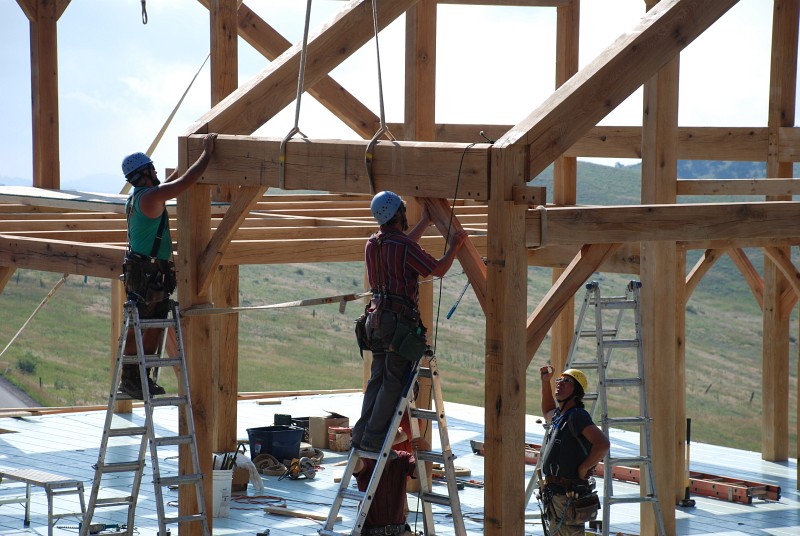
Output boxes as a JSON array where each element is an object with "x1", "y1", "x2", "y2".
[
  {"x1": 354, "y1": 309, "x2": 371, "y2": 357},
  {"x1": 390, "y1": 317, "x2": 428, "y2": 362},
  {"x1": 567, "y1": 492, "x2": 600, "y2": 523}
]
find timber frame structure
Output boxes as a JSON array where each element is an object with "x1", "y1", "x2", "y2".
[{"x1": 5, "y1": 0, "x2": 800, "y2": 534}]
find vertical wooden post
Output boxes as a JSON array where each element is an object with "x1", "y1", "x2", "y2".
[
  {"x1": 762, "y1": 0, "x2": 798, "y2": 462},
  {"x1": 484, "y1": 143, "x2": 528, "y2": 536},
  {"x1": 640, "y1": 1, "x2": 679, "y2": 530},
  {"x1": 176, "y1": 136, "x2": 213, "y2": 536},
  {"x1": 404, "y1": 0, "x2": 437, "y2": 493},
  {"x1": 549, "y1": 0, "x2": 580, "y2": 371},
  {"x1": 210, "y1": 0, "x2": 240, "y2": 455},
  {"x1": 111, "y1": 279, "x2": 131, "y2": 414},
  {"x1": 26, "y1": 0, "x2": 61, "y2": 189},
  {"x1": 674, "y1": 247, "x2": 687, "y2": 501}
]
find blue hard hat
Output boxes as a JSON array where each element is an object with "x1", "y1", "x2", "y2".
[
  {"x1": 370, "y1": 191, "x2": 403, "y2": 225},
  {"x1": 121, "y1": 152, "x2": 153, "y2": 178}
]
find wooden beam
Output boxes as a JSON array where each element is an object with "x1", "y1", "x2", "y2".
[
  {"x1": 0, "y1": 266, "x2": 16, "y2": 294},
  {"x1": 726, "y1": 248, "x2": 764, "y2": 311},
  {"x1": 763, "y1": 246, "x2": 800, "y2": 298},
  {"x1": 0, "y1": 235, "x2": 123, "y2": 278},
  {"x1": 424, "y1": 198, "x2": 487, "y2": 313},
  {"x1": 525, "y1": 243, "x2": 620, "y2": 365},
  {"x1": 197, "y1": 185, "x2": 268, "y2": 295},
  {"x1": 500, "y1": 0, "x2": 738, "y2": 178},
  {"x1": 30, "y1": 0, "x2": 60, "y2": 189},
  {"x1": 528, "y1": 243, "x2": 640, "y2": 273},
  {"x1": 189, "y1": 0, "x2": 420, "y2": 135},
  {"x1": 677, "y1": 179, "x2": 800, "y2": 197},
  {"x1": 210, "y1": 1, "x2": 381, "y2": 138},
  {"x1": 195, "y1": 135, "x2": 491, "y2": 200},
  {"x1": 525, "y1": 202, "x2": 800, "y2": 247},
  {"x1": 408, "y1": 124, "x2": 772, "y2": 162},
  {"x1": 684, "y1": 249, "x2": 723, "y2": 300},
  {"x1": 484, "y1": 145, "x2": 528, "y2": 536}
]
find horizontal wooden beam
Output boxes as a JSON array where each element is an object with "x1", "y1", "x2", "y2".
[
  {"x1": 677, "y1": 178, "x2": 800, "y2": 196},
  {"x1": 0, "y1": 234, "x2": 123, "y2": 278},
  {"x1": 526, "y1": 202, "x2": 800, "y2": 247},
  {"x1": 193, "y1": 135, "x2": 491, "y2": 200}
]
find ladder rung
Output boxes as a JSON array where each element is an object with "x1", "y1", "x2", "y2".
[
  {"x1": 568, "y1": 361, "x2": 598, "y2": 368},
  {"x1": 137, "y1": 319, "x2": 177, "y2": 329},
  {"x1": 421, "y1": 491, "x2": 453, "y2": 506},
  {"x1": 583, "y1": 393, "x2": 598, "y2": 401},
  {"x1": 157, "y1": 474, "x2": 203, "y2": 487},
  {"x1": 597, "y1": 300, "x2": 637, "y2": 310},
  {"x1": 608, "y1": 456, "x2": 651, "y2": 467},
  {"x1": 94, "y1": 496, "x2": 135, "y2": 507},
  {"x1": 107, "y1": 426, "x2": 147, "y2": 437},
  {"x1": 606, "y1": 378, "x2": 643, "y2": 387},
  {"x1": 579, "y1": 329, "x2": 617, "y2": 337},
  {"x1": 144, "y1": 357, "x2": 182, "y2": 368},
  {"x1": 603, "y1": 339, "x2": 639, "y2": 349},
  {"x1": 605, "y1": 417, "x2": 649, "y2": 427},
  {"x1": 340, "y1": 488, "x2": 365, "y2": 502},
  {"x1": 415, "y1": 450, "x2": 447, "y2": 464},
  {"x1": 122, "y1": 354, "x2": 163, "y2": 365},
  {"x1": 153, "y1": 435, "x2": 194, "y2": 447},
  {"x1": 417, "y1": 367, "x2": 433, "y2": 379},
  {"x1": 149, "y1": 396, "x2": 188, "y2": 407},
  {"x1": 99, "y1": 461, "x2": 144, "y2": 473},
  {"x1": 409, "y1": 408, "x2": 439, "y2": 422}
]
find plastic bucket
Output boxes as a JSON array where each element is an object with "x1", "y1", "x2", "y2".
[
  {"x1": 247, "y1": 425, "x2": 304, "y2": 463},
  {"x1": 212, "y1": 469, "x2": 233, "y2": 518}
]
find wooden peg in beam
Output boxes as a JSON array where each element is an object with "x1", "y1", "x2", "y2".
[{"x1": 512, "y1": 185, "x2": 547, "y2": 206}]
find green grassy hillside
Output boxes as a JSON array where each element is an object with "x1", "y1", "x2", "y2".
[{"x1": 0, "y1": 161, "x2": 796, "y2": 453}]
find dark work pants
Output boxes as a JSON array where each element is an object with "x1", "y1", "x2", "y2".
[{"x1": 352, "y1": 310, "x2": 412, "y2": 448}]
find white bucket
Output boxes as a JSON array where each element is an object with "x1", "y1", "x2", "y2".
[{"x1": 212, "y1": 469, "x2": 233, "y2": 518}]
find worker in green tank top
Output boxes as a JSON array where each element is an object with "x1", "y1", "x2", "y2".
[{"x1": 118, "y1": 133, "x2": 217, "y2": 399}]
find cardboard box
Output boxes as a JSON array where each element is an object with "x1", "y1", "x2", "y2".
[
  {"x1": 231, "y1": 467, "x2": 249, "y2": 493},
  {"x1": 328, "y1": 426, "x2": 352, "y2": 452},
  {"x1": 309, "y1": 413, "x2": 349, "y2": 449}
]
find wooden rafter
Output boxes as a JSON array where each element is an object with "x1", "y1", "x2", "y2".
[
  {"x1": 501, "y1": 0, "x2": 738, "y2": 178},
  {"x1": 188, "y1": 0, "x2": 420, "y2": 135}
]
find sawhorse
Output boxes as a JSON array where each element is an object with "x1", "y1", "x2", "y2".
[{"x1": 0, "y1": 468, "x2": 86, "y2": 535}]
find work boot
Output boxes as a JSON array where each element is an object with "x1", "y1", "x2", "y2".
[
  {"x1": 119, "y1": 377, "x2": 144, "y2": 400},
  {"x1": 147, "y1": 376, "x2": 166, "y2": 396}
]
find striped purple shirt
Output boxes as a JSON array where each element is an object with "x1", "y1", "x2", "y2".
[{"x1": 365, "y1": 229, "x2": 438, "y2": 304}]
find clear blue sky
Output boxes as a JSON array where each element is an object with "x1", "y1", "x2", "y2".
[{"x1": 0, "y1": 0, "x2": 773, "y2": 193}]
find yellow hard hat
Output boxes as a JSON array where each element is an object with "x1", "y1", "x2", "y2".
[{"x1": 561, "y1": 369, "x2": 588, "y2": 393}]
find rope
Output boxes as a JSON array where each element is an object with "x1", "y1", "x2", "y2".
[
  {"x1": 0, "y1": 274, "x2": 68, "y2": 360},
  {"x1": 119, "y1": 52, "x2": 211, "y2": 195},
  {"x1": 364, "y1": 0, "x2": 396, "y2": 195},
  {"x1": 279, "y1": 0, "x2": 313, "y2": 190}
]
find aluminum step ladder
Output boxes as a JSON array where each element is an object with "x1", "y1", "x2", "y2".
[
  {"x1": 81, "y1": 299, "x2": 209, "y2": 536},
  {"x1": 526, "y1": 281, "x2": 665, "y2": 536},
  {"x1": 320, "y1": 355, "x2": 466, "y2": 536}
]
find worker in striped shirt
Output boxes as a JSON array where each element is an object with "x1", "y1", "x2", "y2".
[{"x1": 351, "y1": 191, "x2": 466, "y2": 452}]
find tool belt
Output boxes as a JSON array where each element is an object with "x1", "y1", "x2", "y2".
[
  {"x1": 369, "y1": 294, "x2": 419, "y2": 323},
  {"x1": 544, "y1": 475, "x2": 589, "y2": 493},
  {"x1": 361, "y1": 523, "x2": 406, "y2": 535},
  {"x1": 122, "y1": 252, "x2": 177, "y2": 303}
]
